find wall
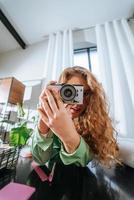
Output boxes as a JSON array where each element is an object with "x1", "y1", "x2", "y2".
[
  {"x1": 0, "y1": 40, "x2": 48, "y2": 81},
  {"x1": 0, "y1": 28, "x2": 96, "y2": 81}
]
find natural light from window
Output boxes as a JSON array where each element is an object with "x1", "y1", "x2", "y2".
[
  {"x1": 74, "y1": 50, "x2": 89, "y2": 70},
  {"x1": 74, "y1": 47, "x2": 99, "y2": 71}
]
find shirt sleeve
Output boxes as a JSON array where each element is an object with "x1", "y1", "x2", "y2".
[
  {"x1": 59, "y1": 136, "x2": 93, "y2": 167},
  {"x1": 31, "y1": 127, "x2": 54, "y2": 165}
]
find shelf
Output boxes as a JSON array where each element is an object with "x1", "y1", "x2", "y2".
[{"x1": 0, "y1": 145, "x2": 20, "y2": 170}]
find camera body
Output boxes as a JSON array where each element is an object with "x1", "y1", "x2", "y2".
[{"x1": 55, "y1": 84, "x2": 83, "y2": 104}]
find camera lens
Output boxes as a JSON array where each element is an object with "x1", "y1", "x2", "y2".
[
  {"x1": 60, "y1": 84, "x2": 76, "y2": 101},
  {"x1": 64, "y1": 89, "x2": 73, "y2": 97}
]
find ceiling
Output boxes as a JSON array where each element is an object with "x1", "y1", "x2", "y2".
[{"x1": 0, "y1": 0, "x2": 134, "y2": 53}]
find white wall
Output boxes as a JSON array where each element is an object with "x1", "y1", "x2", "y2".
[
  {"x1": 0, "y1": 40, "x2": 48, "y2": 81},
  {"x1": 0, "y1": 29, "x2": 96, "y2": 82}
]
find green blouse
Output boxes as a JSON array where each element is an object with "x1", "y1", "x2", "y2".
[{"x1": 31, "y1": 128, "x2": 92, "y2": 168}]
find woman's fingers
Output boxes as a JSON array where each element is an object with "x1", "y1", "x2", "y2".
[
  {"x1": 40, "y1": 87, "x2": 47, "y2": 100},
  {"x1": 39, "y1": 80, "x2": 57, "y2": 100},
  {"x1": 42, "y1": 96, "x2": 53, "y2": 118},
  {"x1": 38, "y1": 108, "x2": 49, "y2": 125},
  {"x1": 45, "y1": 89, "x2": 59, "y2": 113},
  {"x1": 51, "y1": 89, "x2": 64, "y2": 109},
  {"x1": 40, "y1": 96, "x2": 47, "y2": 108},
  {"x1": 39, "y1": 81, "x2": 65, "y2": 119},
  {"x1": 38, "y1": 104, "x2": 47, "y2": 117},
  {"x1": 40, "y1": 88, "x2": 60, "y2": 116},
  {"x1": 39, "y1": 96, "x2": 48, "y2": 115},
  {"x1": 47, "y1": 80, "x2": 57, "y2": 86}
]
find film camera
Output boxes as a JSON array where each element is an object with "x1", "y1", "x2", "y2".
[{"x1": 55, "y1": 84, "x2": 83, "y2": 104}]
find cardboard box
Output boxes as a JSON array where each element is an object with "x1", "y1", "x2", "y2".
[{"x1": 0, "y1": 77, "x2": 25, "y2": 105}]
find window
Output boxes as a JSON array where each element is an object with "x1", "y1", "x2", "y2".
[{"x1": 74, "y1": 47, "x2": 99, "y2": 71}]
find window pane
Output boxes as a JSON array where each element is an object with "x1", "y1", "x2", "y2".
[{"x1": 74, "y1": 51, "x2": 89, "y2": 69}]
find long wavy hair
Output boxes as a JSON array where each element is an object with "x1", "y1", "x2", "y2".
[{"x1": 58, "y1": 66, "x2": 119, "y2": 167}]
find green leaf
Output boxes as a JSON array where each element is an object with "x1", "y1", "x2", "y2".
[{"x1": 9, "y1": 124, "x2": 33, "y2": 146}]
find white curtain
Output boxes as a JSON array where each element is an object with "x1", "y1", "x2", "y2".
[
  {"x1": 43, "y1": 29, "x2": 73, "y2": 84},
  {"x1": 93, "y1": 19, "x2": 134, "y2": 138}
]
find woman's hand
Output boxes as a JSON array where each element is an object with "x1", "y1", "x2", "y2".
[
  {"x1": 37, "y1": 117, "x2": 49, "y2": 135},
  {"x1": 38, "y1": 81, "x2": 57, "y2": 135},
  {"x1": 38, "y1": 87, "x2": 80, "y2": 153}
]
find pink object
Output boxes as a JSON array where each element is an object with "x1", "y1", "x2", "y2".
[
  {"x1": 31, "y1": 161, "x2": 55, "y2": 183},
  {"x1": 31, "y1": 161, "x2": 49, "y2": 182},
  {"x1": 0, "y1": 182, "x2": 36, "y2": 200}
]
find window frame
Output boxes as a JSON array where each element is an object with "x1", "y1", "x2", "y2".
[{"x1": 74, "y1": 46, "x2": 97, "y2": 70}]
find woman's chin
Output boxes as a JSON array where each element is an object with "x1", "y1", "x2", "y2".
[
  {"x1": 66, "y1": 107, "x2": 82, "y2": 119},
  {"x1": 71, "y1": 112, "x2": 80, "y2": 119}
]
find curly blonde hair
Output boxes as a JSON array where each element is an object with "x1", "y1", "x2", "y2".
[{"x1": 58, "y1": 66, "x2": 119, "y2": 167}]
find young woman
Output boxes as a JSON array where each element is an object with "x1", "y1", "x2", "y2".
[{"x1": 31, "y1": 66, "x2": 119, "y2": 168}]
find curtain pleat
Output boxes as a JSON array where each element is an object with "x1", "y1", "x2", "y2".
[
  {"x1": 43, "y1": 29, "x2": 73, "y2": 83},
  {"x1": 95, "y1": 20, "x2": 134, "y2": 137},
  {"x1": 69, "y1": 29, "x2": 73, "y2": 66}
]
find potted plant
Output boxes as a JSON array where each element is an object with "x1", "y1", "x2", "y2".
[{"x1": 9, "y1": 121, "x2": 33, "y2": 147}]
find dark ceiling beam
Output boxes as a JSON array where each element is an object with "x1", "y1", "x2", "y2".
[{"x1": 0, "y1": 8, "x2": 27, "y2": 49}]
